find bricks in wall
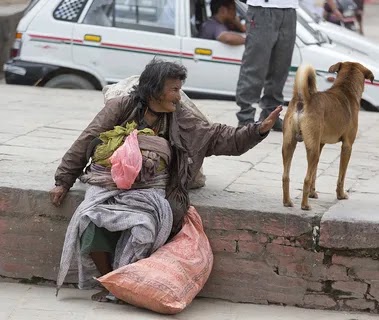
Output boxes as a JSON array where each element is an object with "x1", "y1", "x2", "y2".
[{"x1": 1, "y1": 189, "x2": 379, "y2": 313}]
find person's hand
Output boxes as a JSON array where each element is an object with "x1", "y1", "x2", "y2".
[
  {"x1": 226, "y1": 16, "x2": 246, "y2": 33},
  {"x1": 233, "y1": 16, "x2": 246, "y2": 33},
  {"x1": 259, "y1": 105, "x2": 283, "y2": 135},
  {"x1": 333, "y1": 9, "x2": 344, "y2": 21},
  {"x1": 49, "y1": 185, "x2": 68, "y2": 207}
]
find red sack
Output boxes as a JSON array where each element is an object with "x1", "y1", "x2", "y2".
[
  {"x1": 98, "y1": 206, "x2": 213, "y2": 314},
  {"x1": 110, "y1": 129, "x2": 142, "y2": 189}
]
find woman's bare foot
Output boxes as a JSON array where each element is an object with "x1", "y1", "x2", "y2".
[{"x1": 91, "y1": 289, "x2": 110, "y2": 302}]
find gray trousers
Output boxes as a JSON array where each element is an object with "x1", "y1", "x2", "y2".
[{"x1": 236, "y1": 6, "x2": 297, "y2": 125}]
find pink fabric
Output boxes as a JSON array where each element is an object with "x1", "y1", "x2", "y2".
[
  {"x1": 110, "y1": 130, "x2": 142, "y2": 189},
  {"x1": 98, "y1": 207, "x2": 214, "y2": 314}
]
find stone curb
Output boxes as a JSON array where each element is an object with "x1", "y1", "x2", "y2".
[{"x1": 1, "y1": 185, "x2": 379, "y2": 313}]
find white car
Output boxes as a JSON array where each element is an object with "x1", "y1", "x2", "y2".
[
  {"x1": 4, "y1": 0, "x2": 379, "y2": 111},
  {"x1": 297, "y1": 5, "x2": 379, "y2": 64}
]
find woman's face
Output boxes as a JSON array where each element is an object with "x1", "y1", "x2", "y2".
[{"x1": 152, "y1": 78, "x2": 182, "y2": 113}]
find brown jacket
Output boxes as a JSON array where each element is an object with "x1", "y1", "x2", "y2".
[{"x1": 55, "y1": 95, "x2": 268, "y2": 230}]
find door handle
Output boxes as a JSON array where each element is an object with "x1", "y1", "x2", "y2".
[
  {"x1": 84, "y1": 34, "x2": 102, "y2": 42},
  {"x1": 195, "y1": 48, "x2": 212, "y2": 56}
]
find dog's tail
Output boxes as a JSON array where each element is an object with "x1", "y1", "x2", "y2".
[{"x1": 293, "y1": 64, "x2": 317, "y2": 105}]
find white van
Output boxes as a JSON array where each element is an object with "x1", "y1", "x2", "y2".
[{"x1": 4, "y1": 0, "x2": 379, "y2": 111}]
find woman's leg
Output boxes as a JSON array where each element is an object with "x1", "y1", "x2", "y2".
[
  {"x1": 81, "y1": 223, "x2": 121, "y2": 302},
  {"x1": 90, "y1": 252, "x2": 113, "y2": 275},
  {"x1": 89, "y1": 252, "x2": 113, "y2": 302}
]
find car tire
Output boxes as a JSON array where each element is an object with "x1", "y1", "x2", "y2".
[
  {"x1": 361, "y1": 100, "x2": 379, "y2": 112},
  {"x1": 45, "y1": 74, "x2": 95, "y2": 90}
]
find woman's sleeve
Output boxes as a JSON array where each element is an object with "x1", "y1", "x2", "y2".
[
  {"x1": 54, "y1": 97, "x2": 125, "y2": 189},
  {"x1": 178, "y1": 107, "x2": 269, "y2": 158},
  {"x1": 205, "y1": 121, "x2": 268, "y2": 157}
]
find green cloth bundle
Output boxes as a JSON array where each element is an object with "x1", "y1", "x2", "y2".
[{"x1": 92, "y1": 121, "x2": 154, "y2": 167}]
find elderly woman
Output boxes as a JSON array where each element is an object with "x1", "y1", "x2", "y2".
[{"x1": 50, "y1": 59, "x2": 282, "y2": 301}]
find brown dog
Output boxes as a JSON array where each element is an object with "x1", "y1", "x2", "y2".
[{"x1": 282, "y1": 62, "x2": 374, "y2": 210}]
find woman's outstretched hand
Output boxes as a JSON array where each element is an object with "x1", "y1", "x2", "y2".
[{"x1": 259, "y1": 105, "x2": 283, "y2": 135}]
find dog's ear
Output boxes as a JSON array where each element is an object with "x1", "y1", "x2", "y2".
[
  {"x1": 328, "y1": 62, "x2": 342, "y2": 73},
  {"x1": 364, "y1": 69, "x2": 375, "y2": 84}
]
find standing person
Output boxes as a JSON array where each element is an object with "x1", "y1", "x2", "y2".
[
  {"x1": 353, "y1": 0, "x2": 364, "y2": 35},
  {"x1": 235, "y1": 0, "x2": 298, "y2": 131},
  {"x1": 51, "y1": 58, "x2": 282, "y2": 302}
]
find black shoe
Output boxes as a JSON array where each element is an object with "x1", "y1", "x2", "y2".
[
  {"x1": 259, "y1": 110, "x2": 283, "y2": 132},
  {"x1": 237, "y1": 109, "x2": 256, "y2": 128},
  {"x1": 258, "y1": 109, "x2": 270, "y2": 122}
]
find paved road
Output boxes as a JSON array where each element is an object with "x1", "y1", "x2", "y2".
[
  {"x1": 1, "y1": 282, "x2": 377, "y2": 320},
  {"x1": 0, "y1": 83, "x2": 378, "y2": 237}
]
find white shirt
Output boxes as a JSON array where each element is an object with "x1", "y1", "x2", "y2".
[{"x1": 246, "y1": 0, "x2": 299, "y2": 8}]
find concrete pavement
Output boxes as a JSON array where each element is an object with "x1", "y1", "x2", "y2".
[
  {"x1": 1, "y1": 83, "x2": 378, "y2": 224},
  {"x1": 0, "y1": 282, "x2": 377, "y2": 320},
  {"x1": 0, "y1": 83, "x2": 378, "y2": 212}
]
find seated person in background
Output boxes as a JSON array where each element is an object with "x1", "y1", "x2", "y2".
[
  {"x1": 198, "y1": 0, "x2": 245, "y2": 45},
  {"x1": 323, "y1": 0, "x2": 345, "y2": 25}
]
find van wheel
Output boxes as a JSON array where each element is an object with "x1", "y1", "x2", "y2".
[{"x1": 45, "y1": 74, "x2": 95, "y2": 90}]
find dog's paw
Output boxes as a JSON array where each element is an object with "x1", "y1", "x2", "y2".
[
  {"x1": 283, "y1": 200, "x2": 294, "y2": 207},
  {"x1": 301, "y1": 203, "x2": 311, "y2": 210},
  {"x1": 309, "y1": 191, "x2": 318, "y2": 199},
  {"x1": 337, "y1": 192, "x2": 349, "y2": 200}
]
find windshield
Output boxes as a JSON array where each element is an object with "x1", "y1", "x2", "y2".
[
  {"x1": 296, "y1": 21, "x2": 322, "y2": 45},
  {"x1": 236, "y1": 0, "x2": 248, "y2": 18},
  {"x1": 23, "y1": 0, "x2": 40, "y2": 15},
  {"x1": 297, "y1": 13, "x2": 327, "y2": 44},
  {"x1": 298, "y1": 4, "x2": 321, "y2": 23}
]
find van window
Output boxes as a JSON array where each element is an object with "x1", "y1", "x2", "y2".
[
  {"x1": 83, "y1": 0, "x2": 175, "y2": 35},
  {"x1": 193, "y1": 0, "x2": 246, "y2": 38},
  {"x1": 83, "y1": 0, "x2": 113, "y2": 26},
  {"x1": 191, "y1": 0, "x2": 207, "y2": 37},
  {"x1": 53, "y1": 0, "x2": 89, "y2": 22},
  {"x1": 115, "y1": 0, "x2": 175, "y2": 34}
]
